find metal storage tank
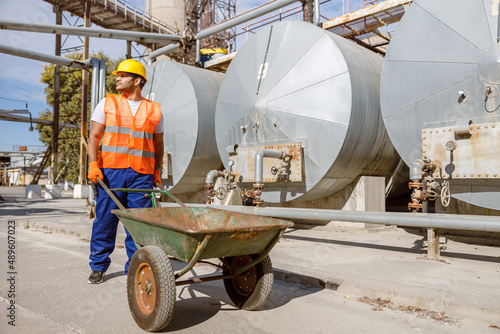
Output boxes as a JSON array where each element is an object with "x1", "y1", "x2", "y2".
[
  {"x1": 144, "y1": 60, "x2": 223, "y2": 193},
  {"x1": 215, "y1": 21, "x2": 399, "y2": 203},
  {"x1": 380, "y1": 0, "x2": 500, "y2": 210}
]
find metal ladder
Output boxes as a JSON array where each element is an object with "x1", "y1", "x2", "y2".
[{"x1": 30, "y1": 147, "x2": 51, "y2": 185}]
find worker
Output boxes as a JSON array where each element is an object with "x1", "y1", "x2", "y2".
[{"x1": 87, "y1": 59, "x2": 164, "y2": 284}]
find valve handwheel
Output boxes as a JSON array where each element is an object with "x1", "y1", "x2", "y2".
[
  {"x1": 215, "y1": 187, "x2": 227, "y2": 200},
  {"x1": 441, "y1": 182, "x2": 451, "y2": 207}
]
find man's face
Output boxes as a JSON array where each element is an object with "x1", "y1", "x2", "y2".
[{"x1": 116, "y1": 72, "x2": 138, "y2": 93}]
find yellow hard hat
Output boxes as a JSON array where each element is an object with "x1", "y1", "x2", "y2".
[{"x1": 113, "y1": 59, "x2": 147, "y2": 82}]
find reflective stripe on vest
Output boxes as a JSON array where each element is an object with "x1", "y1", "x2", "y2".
[
  {"x1": 97, "y1": 94, "x2": 161, "y2": 174},
  {"x1": 130, "y1": 149, "x2": 155, "y2": 159},
  {"x1": 131, "y1": 131, "x2": 154, "y2": 140},
  {"x1": 101, "y1": 145, "x2": 129, "y2": 154},
  {"x1": 104, "y1": 125, "x2": 130, "y2": 135},
  {"x1": 105, "y1": 126, "x2": 154, "y2": 140},
  {"x1": 101, "y1": 146, "x2": 156, "y2": 159}
]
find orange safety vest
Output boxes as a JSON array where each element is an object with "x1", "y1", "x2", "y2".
[{"x1": 97, "y1": 94, "x2": 161, "y2": 174}]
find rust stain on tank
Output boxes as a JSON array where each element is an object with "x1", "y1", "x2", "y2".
[{"x1": 423, "y1": 122, "x2": 500, "y2": 179}]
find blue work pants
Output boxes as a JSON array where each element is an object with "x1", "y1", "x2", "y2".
[{"x1": 89, "y1": 168, "x2": 153, "y2": 274}]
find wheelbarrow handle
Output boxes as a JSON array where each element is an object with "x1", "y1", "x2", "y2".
[
  {"x1": 155, "y1": 182, "x2": 187, "y2": 208},
  {"x1": 97, "y1": 177, "x2": 126, "y2": 210},
  {"x1": 96, "y1": 177, "x2": 187, "y2": 209}
]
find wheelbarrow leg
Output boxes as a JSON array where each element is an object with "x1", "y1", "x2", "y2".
[{"x1": 174, "y1": 234, "x2": 212, "y2": 280}]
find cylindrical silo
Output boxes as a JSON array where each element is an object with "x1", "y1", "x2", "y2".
[
  {"x1": 144, "y1": 60, "x2": 224, "y2": 193},
  {"x1": 215, "y1": 21, "x2": 399, "y2": 203},
  {"x1": 146, "y1": 0, "x2": 184, "y2": 33},
  {"x1": 381, "y1": 0, "x2": 500, "y2": 210}
]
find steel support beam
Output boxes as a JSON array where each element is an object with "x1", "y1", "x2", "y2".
[
  {"x1": 52, "y1": 6, "x2": 62, "y2": 184},
  {"x1": 79, "y1": 0, "x2": 90, "y2": 185},
  {"x1": 126, "y1": 41, "x2": 132, "y2": 59}
]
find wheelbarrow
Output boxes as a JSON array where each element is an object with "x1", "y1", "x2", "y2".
[{"x1": 97, "y1": 179, "x2": 294, "y2": 332}]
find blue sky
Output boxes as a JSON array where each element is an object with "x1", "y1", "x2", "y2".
[{"x1": 0, "y1": 0, "x2": 354, "y2": 151}]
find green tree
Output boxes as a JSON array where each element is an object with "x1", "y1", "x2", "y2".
[{"x1": 36, "y1": 52, "x2": 123, "y2": 182}]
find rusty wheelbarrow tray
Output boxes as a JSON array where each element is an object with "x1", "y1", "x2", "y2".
[{"x1": 97, "y1": 179, "x2": 293, "y2": 332}]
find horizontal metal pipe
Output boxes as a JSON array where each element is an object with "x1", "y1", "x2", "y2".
[
  {"x1": 0, "y1": 43, "x2": 86, "y2": 69},
  {"x1": 148, "y1": 43, "x2": 180, "y2": 61},
  {"x1": 0, "y1": 113, "x2": 79, "y2": 129},
  {"x1": 160, "y1": 203, "x2": 500, "y2": 232},
  {"x1": 0, "y1": 110, "x2": 33, "y2": 131},
  {"x1": 0, "y1": 19, "x2": 181, "y2": 44},
  {"x1": 0, "y1": 109, "x2": 30, "y2": 114},
  {"x1": 195, "y1": 0, "x2": 298, "y2": 40},
  {"x1": 0, "y1": 151, "x2": 46, "y2": 156}
]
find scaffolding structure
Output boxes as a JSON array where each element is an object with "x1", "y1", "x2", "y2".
[
  {"x1": 323, "y1": 0, "x2": 411, "y2": 54},
  {"x1": 185, "y1": 0, "x2": 237, "y2": 51},
  {"x1": 43, "y1": 0, "x2": 177, "y2": 36}
]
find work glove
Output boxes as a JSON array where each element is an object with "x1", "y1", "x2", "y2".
[
  {"x1": 154, "y1": 169, "x2": 161, "y2": 186},
  {"x1": 88, "y1": 161, "x2": 103, "y2": 183}
]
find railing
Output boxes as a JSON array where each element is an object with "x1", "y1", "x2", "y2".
[
  {"x1": 92, "y1": 0, "x2": 178, "y2": 35},
  {"x1": 12, "y1": 145, "x2": 46, "y2": 152}
]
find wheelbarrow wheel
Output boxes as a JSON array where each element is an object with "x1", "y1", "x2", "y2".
[
  {"x1": 223, "y1": 254, "x2": 273, "y2": 311},
  {"x1": 127, "y1": 246, "x2": 176, "y2": 332}
]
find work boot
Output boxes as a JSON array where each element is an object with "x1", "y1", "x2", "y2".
[{"x1": 88, "y1": 271, "x2": 104, "y2": 284}]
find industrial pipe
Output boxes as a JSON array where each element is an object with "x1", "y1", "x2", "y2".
[
  {"x1": 88, "y1": 58, "x2": 100, "y2": 116},
  {"x1": 98, "y1": 59, "x2": 106, "y2": 102},
  {"x1": 149, "y1": 0, "x2": 300, "y2": 62},
  {"x1": 195, "y1": 39, "x2": 201, "y2": 65},
  {"x1": 0, "y1": 43, "x2": 86, "y2": 69},
  {"x1": 161, "y1": 203, "x2": 500, "y2": 233},
  {"x1": 0, "y1": 19, "x2": 181, "y2": 44},
  {"x1": 195, "y1": 0, "x2": 298, "y2": 40},
  {"x1": 314, "y1": 0, "x2": 321, "y2": 26},
  {"x1": 0, "y1": 112, "x2": 79, "y2": 129},
  {"x1": 0, "y1": 110, "x2": 33, "y2": 131},
  {"x1": 204, "y1": 169, "x2": 222, "y2": 204},
  {"x1": 410, "y1": 159, "x2": 425, "y2": 181},
  {"x1": 205, "y1": 170, "x2": 220, "y2": 185},
  {"x1": 148, "y1": 43, "x2": 180, "y2": 62},
  {"x1": 254, "y1": 149, "x2": 287, "y2": 184}
]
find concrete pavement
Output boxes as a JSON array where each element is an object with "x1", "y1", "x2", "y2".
[
  {"x1": 5, "y1": 228, "x2": 497, "y2": 333},
  {"x1": 1, "y1": 186, "x2": 499, "y2": 328}
]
